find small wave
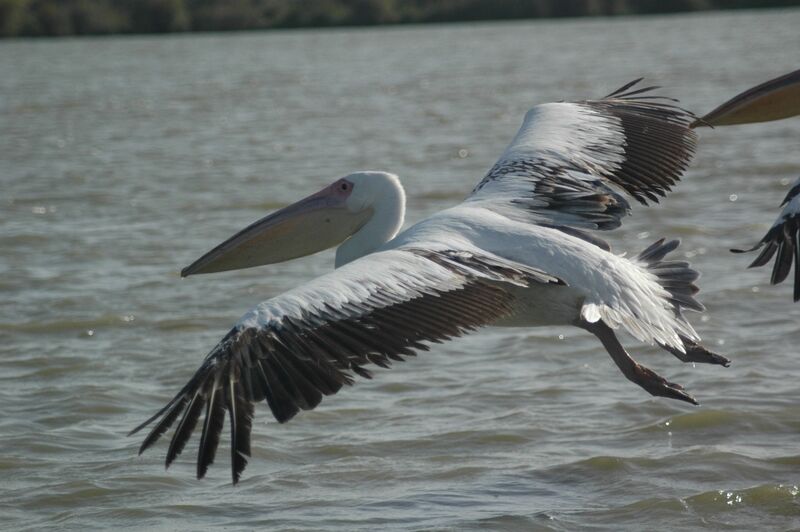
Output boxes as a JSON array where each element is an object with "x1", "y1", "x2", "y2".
[
  {"x1": 684, "y1": 483, "x2": 800, "y2": 514},
  {"x1": 0, "y1": 315, "x2": 133, "y2": 334}
]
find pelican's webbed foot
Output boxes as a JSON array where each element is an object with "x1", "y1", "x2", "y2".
[
  {"x1": 630, "y1": 363, "x2": 698, "y2": 405},
  {"x1": 660, "y1": 336, "x2": 731, "y2": 367},
  {"x1": 580, "y1": 319, "x2": 699, "y2": 406}
]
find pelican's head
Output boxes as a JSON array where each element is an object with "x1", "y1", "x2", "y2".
[{"x1": 181, "y1": 171, "x2": 405, "y2": 276}]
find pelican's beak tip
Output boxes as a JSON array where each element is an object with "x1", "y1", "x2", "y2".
[
  {"x1": 180, "y1": 264, "x2": 198, "y2": 278},
  {"x1": 181, "y1": 263, "x2": 206, "y2": 279}
]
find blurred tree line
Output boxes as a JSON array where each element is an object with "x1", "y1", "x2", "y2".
[{"x1": 1, "y1": 0, "x2": 798, "y2": 37}]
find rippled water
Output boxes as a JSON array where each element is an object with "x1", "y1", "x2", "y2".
[{"x1": 3, "y1": 8, "x2": 800, "y2": 530}]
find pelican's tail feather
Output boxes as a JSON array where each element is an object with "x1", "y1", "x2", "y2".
[{"x1": 637, "y1": 238, "x2": 704, "y2": 313}]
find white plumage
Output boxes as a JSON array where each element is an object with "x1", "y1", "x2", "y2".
[{"x1": 131, "y1": 79, "x2": 729, "y2": 484}]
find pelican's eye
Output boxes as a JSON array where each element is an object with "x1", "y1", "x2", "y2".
[{"x1": 339, "y1": 182, "x2": 350, "y2": 192}]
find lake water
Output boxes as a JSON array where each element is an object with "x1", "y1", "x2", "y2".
[{"x1": 2, "y1": 8, "x2": 800, "y2": 531}]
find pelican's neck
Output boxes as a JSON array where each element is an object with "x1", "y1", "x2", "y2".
[{"x1": 335, "y1": 176, "x2": 406, "y2": 267}]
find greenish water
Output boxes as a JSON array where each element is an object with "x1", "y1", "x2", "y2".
[{"x1": 2, "y1": 9, "x2": 800, "y2": 531}]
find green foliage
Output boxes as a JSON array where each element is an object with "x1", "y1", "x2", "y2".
[
  {"x1": 0, "y1": 0, "x2": 30, "y2": 37},
  {"x1": 190, "y1": 0, "x2": 267, "y2": 31},
  {"x1": 0, "y1": 0, "x2": 798, "y2": 37},
  {"x1": 128, "y1": 0, "x2": 190, "y2": 32},
  {"x1": 71, "y1": 0, "x2": 129, "y2": 34}
]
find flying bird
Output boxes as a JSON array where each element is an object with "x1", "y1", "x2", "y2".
[
  {"x1": 732, "y1": 177, "x2": 800, "y2": 301},
  {"x1": 130, "y1": 80, "x2": 729, "y2": 484},
  {"x1": 691, "y1": 68, "x2": 800, "y2": 300}
]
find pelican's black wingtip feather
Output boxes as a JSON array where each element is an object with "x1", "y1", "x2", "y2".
[
  {"x1": 689, "y1": 116, "x2": 715, "y2": 129},
  {"x1": 782, "y1": 179, "x2": 800, "y2": 206},
  {"x1": 730, "y1": 244, "x2": 760, "y2": 254},
  {"x1": 196, "y1": 375, "x2": 226, "y2": 480},
  {"x1": 128, "y1": 379, "x2": 193, "y2": 439},
  {"x1": 602, "y1": 78, "x2": 684, "y2": 106},
  {"x1": 794, "y1": 229, "x2": 800, "y2": 302},
  {"x1": 732, "y1": 177, "x2": 800, "y2": 301},
  {"x1": 165, "y1": 388, "x2": 205, "y2": 469},
  {"x1": 770, "y1": 227, "x2": 794, "y2": 285},
  {"x1": 603, "y1": 77, "x2": 645, "y2": 99},
  {"x1": 132, "y1": 248, "x2": 550, "y2": 483},
  {"x1": 228, "y1": 374, "x2": 254, "y2": 485}
]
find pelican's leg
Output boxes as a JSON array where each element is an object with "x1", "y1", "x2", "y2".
[
  {"x1": 659, "y1": 336, "x2": 731, "y2": 367},
  {"x1": 579, "y1": 320, "x2": 699, "y2": 405}
]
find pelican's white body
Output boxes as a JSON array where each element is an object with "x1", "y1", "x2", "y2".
[
  {"x1": 135, "y1": 84, "x2": 711, "y2": 484},
  {"x1": 382, "y1": 202, "x2": 693, "y2": 346},
  {"x1": 233, "y1": 171, "x2": 696, "y2": 351}
]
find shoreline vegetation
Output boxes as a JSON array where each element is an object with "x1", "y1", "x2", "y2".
[{"x1": 1, "y1": 0, "x2": 799, "y2": 38}]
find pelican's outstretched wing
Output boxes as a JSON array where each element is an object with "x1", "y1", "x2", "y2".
[
  {"x1": 732, "y1": 177, "x2": 800, "y2": 301},
  {"x1": 467, "y1": 80, "x2": 697, "y2": 244},
  {"x1": 129, "y1": 247, "x2": 563, "y2": 483}
]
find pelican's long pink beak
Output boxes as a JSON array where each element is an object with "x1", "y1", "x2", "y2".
[
  {"x1": 692, "y1": 68, "x2": 800, "y2": 128},
  {"x1": 181, "y1": 181, "x2": 370, "y2": 277}
]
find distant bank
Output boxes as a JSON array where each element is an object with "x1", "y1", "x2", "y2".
[{"x1": 2, "y1": 0, "x2": 799, "y2": 38}]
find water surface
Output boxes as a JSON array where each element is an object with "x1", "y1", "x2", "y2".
[{"x1": 2, "y1": 9, "x2": 800, "y2": 530}]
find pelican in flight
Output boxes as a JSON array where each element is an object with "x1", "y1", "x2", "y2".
[
  {"x1": 731, "y1": 177, "x2": 800, "y2": 301},
  {"x1": 692, "y1": 68, "x2": 800, "y2": 301},
  {"x1": 131, "y1": 80, "x2": 729, "y2": 484}
]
